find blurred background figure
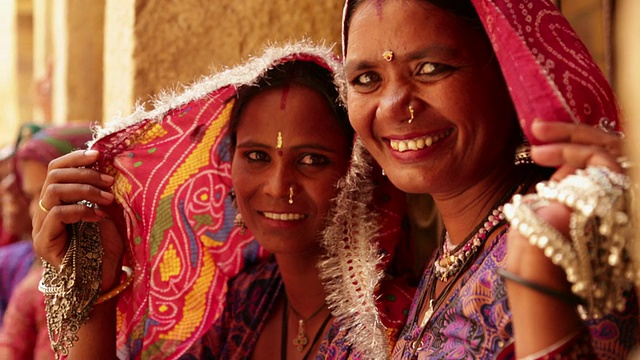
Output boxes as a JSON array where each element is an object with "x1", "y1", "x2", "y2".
[
  {"x1": 0, "y1": 123, "x2": 43, "y2": 328},
  {"x1": 0, "y1": 123, "x2": 93, "y2": 359}
]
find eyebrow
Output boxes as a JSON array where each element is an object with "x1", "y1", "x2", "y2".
[
  {"x1": 345, "y1": 45, "x2": 461, "y2": 74},
  {"x1": 235, "y1": 141, "x2": 344, "y2": 154}
]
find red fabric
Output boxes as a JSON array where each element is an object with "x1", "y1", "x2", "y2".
[
  {"x1": 471, "y1": 0, "x2": 622, "y2": 142},
  {"x1": 89, "y1": 48, "x2": 375, "y2": 359},
  {"x1": 0, "y1": 266, "x2": 54, "y2": 360},
  {"x1": 93, "y1": 87, "x2": 266, "y2": 359}
]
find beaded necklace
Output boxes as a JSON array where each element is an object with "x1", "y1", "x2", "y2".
[
  {"x1": 434, "y1": 206, "x2": 506, "y2": 282},
  {"x1": 405, "y1": 169, "x2": 539, "y2": 358}
]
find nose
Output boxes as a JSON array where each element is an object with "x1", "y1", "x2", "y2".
[
  {"x1": 263, "y1": 162, "x2": 295, "y2": 203},
  {"x1": 376, "y1": 79, "x2": 418, "y2": 124}
]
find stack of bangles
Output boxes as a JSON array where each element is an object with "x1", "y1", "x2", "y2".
[{"x1": 503, "y1": 165, "x2": 637, "y2": 319}]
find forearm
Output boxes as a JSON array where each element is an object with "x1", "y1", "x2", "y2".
[
  {"x1": 505, "y1": 229, "x2": 583, "y2": 358},
  {"x1": 67, "y1": 298, "x2": 118, "y2": 360}
]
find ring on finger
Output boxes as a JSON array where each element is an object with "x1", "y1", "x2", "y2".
[{"x1": 38, "y1": 199, "x2": 50, "y2": 214}]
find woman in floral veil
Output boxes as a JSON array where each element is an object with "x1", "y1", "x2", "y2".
[{"x1": 32, "y1": 41, "x2": 414, "y2": 359}]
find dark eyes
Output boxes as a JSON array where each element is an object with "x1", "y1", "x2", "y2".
[
  {"x1": 349, "y1": 62, "x2": 455, "y2": 91},
  {"x1": 244, "y1": 151, "x2": 329, "y2": 166},
  {"x1": 352, "y1": 72, "x2": 381, "y2": 87},
  {"x1": 246, "y1": 151, "x2": 269, "y2": 162},
  {"x1": 299, "y1": 154, "x2": 329, "y2": 166}
]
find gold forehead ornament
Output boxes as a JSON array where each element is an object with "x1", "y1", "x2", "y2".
[
  {"x1": 382, "y1": 50, "x2": 394, "y2": 62},
  {"x1": 276, "y1": 131, "x2": 283, "y2": 149}
]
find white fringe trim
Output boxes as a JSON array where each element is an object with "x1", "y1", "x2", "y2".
[
  {"x1": 89, "y1": 39, "x2": 343, "y2": 146},
  {"x1": 320, "y1": 139, "x2": 389, "y2": 359}
]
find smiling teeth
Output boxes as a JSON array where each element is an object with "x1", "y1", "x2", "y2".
[
  {"x1": 390, "y1": 130, "x2": 450, "y2": 152},
  {"x1": 263, "y1": 212, "x2": 305, "y2": 221}
]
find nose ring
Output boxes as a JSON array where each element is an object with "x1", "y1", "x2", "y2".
[
  {"x1": 408, "y1": 105, "x2": 414, "y2": 124},
  {"x1": 288, "y1": 186, "x2": 294, "y2": 204}
]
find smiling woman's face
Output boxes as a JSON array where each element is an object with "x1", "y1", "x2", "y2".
[
  {"x1": 231, "y1": 84, "x2": 351, "y2": 255},
  {"x1": 344, "y1": 0, "x2": 519, "y2": 195}
]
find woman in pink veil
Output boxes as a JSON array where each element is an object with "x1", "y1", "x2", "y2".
[{"x1": 326, "y1": 0, "x2": 639, "y2": 358}]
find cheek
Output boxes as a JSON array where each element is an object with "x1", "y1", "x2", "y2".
[
  {"x1": 231, "y1": 166, "x2": 255, "y2": 213},
  {"x1": 347, "y1": 97, "x2": 373, "y2": 135}
]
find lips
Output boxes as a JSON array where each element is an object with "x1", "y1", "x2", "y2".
[
  {"x1": 389, "y1": 129, "x2": 452, "y2": 152},
  {"x1": 262, "y1": 212, "x2": 306, "y2": 221}
]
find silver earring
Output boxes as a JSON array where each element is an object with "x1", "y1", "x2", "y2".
[
  {"x1": 514, "y1": 138, "x2": 532, "y2": 165},
  {"x1": 230, "y1": 189, "x2": 246, "y2": 234},
  {"x1": 234, "y1": 213, "x2": 247, "y2": 235}
]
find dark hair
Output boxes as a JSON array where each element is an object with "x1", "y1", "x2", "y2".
[
  {"x1": 343, "y1": 0, "x2": 483, "y2": 54},
  {"x1": 227, "y1": 60, "x2": 353, "y2": 152}
]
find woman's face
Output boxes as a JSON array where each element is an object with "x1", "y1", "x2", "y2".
[
  {"x1": 345, "y1": 0, "x2": 518, "y2": 195},
  {"x1": 0, "y1": 173, "x2": 31, "y2": 237},
  {"x1": 231, "y1": 84, "x2": 351, "y2": 255},
  {"x1": 19, "y1": 159, "x2": 48, "y2": 219},
  {"x1": 0, "y1": 159, "x2": 46, "y2": 238}
]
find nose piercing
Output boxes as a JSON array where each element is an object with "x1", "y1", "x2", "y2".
[
  {"x1": 288, "y1": 186, "x2": 294, "y2": 204},
  {"x1": 382, "y1": 50, "x2": 394, "y2": 62},
  {"x1": 408, "y1": 105, "x2": 414, "y2": 124}
]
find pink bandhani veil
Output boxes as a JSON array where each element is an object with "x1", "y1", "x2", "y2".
[
  {"x1": 335, "y1": 0, "x2": 623, "y2": 357},
  {"x1": 88, "y1": 41, "x2": 343, "y2": 359}
]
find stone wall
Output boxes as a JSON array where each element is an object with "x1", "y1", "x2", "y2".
[{"x1": 104, "y1": 0, "x2": 344, "y2": 121}]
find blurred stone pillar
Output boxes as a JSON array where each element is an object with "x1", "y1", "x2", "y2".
[
  {"x1": 616, "y1": 0, "x2": 640, "y2": 278},
  {"x1": 0, "y1": 0, "x2": 20, "y2": 145},
  {"x1": 103, "y1": 0, "x2": 343, "y2": 122},
  {"x1": 51, "y1": 0, "x2": 105, "y2": 124},
  {"x1": 33, "y1": 0, "x2": 54, "y2": 122}
]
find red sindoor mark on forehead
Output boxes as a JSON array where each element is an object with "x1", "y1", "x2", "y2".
[
  {"x1": 278, "y1": 150, "x2": 283, "y2": 156},
  {"x1": 375, "y1": 0, "x2": 384, "y2": 16},
  {"x1": 280, "y1": 82, "x2": 291, "y2": 110}
]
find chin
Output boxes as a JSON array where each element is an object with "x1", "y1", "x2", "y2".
[{"x1": 386, "y1": 168, "x2": 434, "y2": 195}]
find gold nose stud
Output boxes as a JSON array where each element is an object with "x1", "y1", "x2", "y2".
[{"x1": 408, "y1": 105, "x2": 414, "y2": 124}]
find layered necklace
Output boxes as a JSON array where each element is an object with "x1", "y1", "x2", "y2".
[
  {"x1": 405, "y1": 169, "x2": 539, "y2": 358},
  {"x1": 434, "y1": 206, "x2": 506, "y2": 282},
  {"x1": 281, "y1": 296, "x2": 332, "y2": 360}
]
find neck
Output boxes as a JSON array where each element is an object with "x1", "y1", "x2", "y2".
[
  {"x1": 433, "y1": 164, "x2": 526, "y2": 245},
  {"x1": 275, "y1": 252, "x2": 327, "y2": 317}
]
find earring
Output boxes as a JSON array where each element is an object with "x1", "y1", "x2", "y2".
[
  {"x1": 408, "y1": 105, "x2": 414, "y2": 124},
  {"x1": 234, "y1": 213, "x2": 247, "y2": 235},
  {"x1": 514, "y1": 137, "x2": 532, "y2": 165},
  {"x1": 230, "y1": 189, "x2": 246, "y2": 234},
  {"x1": 288, "y1": 186, "x2": 294, "y2": 204}
]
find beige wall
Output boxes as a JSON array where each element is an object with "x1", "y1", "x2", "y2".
[
  {"x1": 0, "y1": 0, "x2": 27, "y2": 145},
  {"x1": 104, "y1": 0, "x2": 344, "y2": 121},
  {"x1": 51, "y1": 0, "x2": 104, "y2": 124},
  {"x1": 616, "y1": 0, "x2": 640, "y2": 267}
]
